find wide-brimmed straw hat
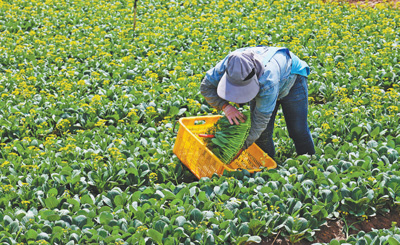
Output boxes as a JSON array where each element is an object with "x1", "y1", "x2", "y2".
[{"x1": 217, "y1": 51, "x2": 260, "y2": 103}]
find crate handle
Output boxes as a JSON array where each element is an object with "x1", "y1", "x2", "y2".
[
  {"x1": 194, "y1": 120, "x2": 206, "y2": 125},
  {"x1": 198, "y1": 134, "x2": 215, "y2": 138},
  {"x1": 173, "y1": 120, "x2": 179, "y2": 134}
]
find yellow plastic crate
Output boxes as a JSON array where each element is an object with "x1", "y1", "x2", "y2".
[{"x1": 173, "y1": 115, "x2": 277, "y2": 179}]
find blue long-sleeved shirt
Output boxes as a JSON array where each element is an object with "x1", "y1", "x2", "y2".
[{"x1": 200, "y1": 46, "x2": 310, "y2": 148}]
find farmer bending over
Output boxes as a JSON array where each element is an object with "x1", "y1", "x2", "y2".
[{"x1": 200, "y1": 46, "x2": 315, "y2": 158}]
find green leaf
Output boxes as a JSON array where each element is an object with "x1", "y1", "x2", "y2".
[
  {"x1": 176, "y1": 187, "x2": 189, "y2": 200},
  {"x1": 223, "y1": 210, "x2": 234, "y2": 220},
  {"x1": 73, "y1": 215, "x2": 88, "y2": 229},
  {"x1": 163, "y1": 237, "x2": 178, "y2": 245},
  {"x1": 168, "y1": 106, "x2": 179, "y2": 116},
  {"x1": 147, "y1": 229, "x2": 163, "y2": 244},
  {"x1": 26, "y1": 229, "x2": 38, "y2": 240},
  {"x1": 198, "y1": 191, "x2": 208, "y2": 202},
  {"x1": 351, "y1": 126, "x2": 363, "y2": 136},
  {"x1": 175, "y1": 216, "x2": 186, "y2": 227},
  {"x1": 189, "y1": 208, "x2": 203, "y2": 223},
  {"x1": 236, "y1": 236, "x2": 249, "y2": 245},
  {"x1": 99, "y1": 212, "x2": 113, "y2": 225},
  {"x1": 294, "y1": 218, "x2": 309, "y2": 233},
  {"x1": 238, "y1": 223, "x2": 249, "y2": 236},
  {"x1": 47, "y1": 213, "x2": 61, "y2": 222},
  {"x1": 45, "y1": 196, "x2": 59, "y2": 209},
  {"x1": 211, "y1": 137, "x2": 224, "y2": 147},
  {"x1": 81, "y1": 195, "x2": 94, "y2": 205},
  {"x1": 47, "y1": 188, "x2": 58, "y2": 197},
  {"x1": 114, "y1": 195, "x2": 124, "y2": 206},
  {"x1": 51, "y1": 226, "x2": 63, "y2": 242},
  {"x1": 37, "y1": 232, "x2": 50, "y2": 241},
  {"x1": 229, "y1": 221, "x2": 238, "y2": 237},
  {"x1": 387, "y1": 237, "x2": 400, "y2": 245},
  {"x1": 40, "y1": 210, "x2": 55, "y2": 220},
  {"x1": 98, "y1": 228, "x2": 109, "y2": 238},
  {"x1": 135, "y1": 210, "x2": 146, "y2": 223},
  {"x1": 154, "y1": 220, "x2": 167, "y2": 233},
  {"x1": 102, "y1": 195, "x2": 113, "y2": 207},
  {"x1": 205, "y1": 233, "x2": 215, "y2": 245},
  {"x1": 249, "y1": 219, "x2": 265, "y2": 234},
  {"x1": 324, "y1": 146, "x2": 336, "y2": 157},
  {"x1": 287, "y1": 198, "x2": 303, "y2": 215},
  {"x1": 67, "y1": 198, "x2": 80, "y2": 212},
  {"x1": 247, "y1": 236, "x2": 262, "y2": 243},
  {"x1": 173, "y1": 227, "x2": 186, "y2": 239},
  {"x1": 329, "y1": 240, "x2": 341, "y2": 245},
  {"x1": 9, "y1": 221, "x2": 19, "y2": 233},
  {"x1": 371, "y1": 126, "x2": 380, "y2": 138},
  {"x1": 178, "y1": 108, "x2": 187, "y2": 116},
  {"x1": 238, "y1": 208, "x2": 252, "y2": 222},
  {"x1": 161, "y1": 190, "x2": 175, "y2": 200}
]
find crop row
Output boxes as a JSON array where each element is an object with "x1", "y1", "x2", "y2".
[{"x1": 0, "y1": 0, "x2": 399, "y2": 244}]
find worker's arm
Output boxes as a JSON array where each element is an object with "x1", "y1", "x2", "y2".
[
  {"x1": 201, "y1": 76, "x2": 245, "y2": 125},
  {"x1": 243, "y1": 85, "x2": 278, "y2": 149},
  {"x1": 242, "y1": 60, "x2": 281, "y2": 149},
  {"x1": 200, "y1": 78, "x2": 227, "y2": 111},
  {"x1": 200, "y1": 55, "x2": 230, "y2": 110}
]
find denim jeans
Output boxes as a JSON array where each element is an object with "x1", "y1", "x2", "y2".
[{"x1": 253, "y1": 75, "x2": 315, "y2": 158}]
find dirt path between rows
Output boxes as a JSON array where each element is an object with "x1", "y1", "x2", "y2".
[{"x1": 259, "y1": 209, "x2": 400, "y2": 244}]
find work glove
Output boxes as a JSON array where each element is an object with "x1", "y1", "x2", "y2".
[{"x1": 223, "y1": 104, "x2": 246, "y2": 125}]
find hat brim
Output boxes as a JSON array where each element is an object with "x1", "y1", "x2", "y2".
[{"x1": 217, "y1": 73, "x2": 260, "y2": 103}]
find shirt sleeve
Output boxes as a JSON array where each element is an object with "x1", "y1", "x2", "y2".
[
  {"x1": 200, "y1": 77, "x2": 228, "y2": 110},
  {"x1": 200, "y1": 55, "x2": 230, "y2": 110},
  {"x1": 243, "y1": 59, "x2": 281, "y2": 149}
]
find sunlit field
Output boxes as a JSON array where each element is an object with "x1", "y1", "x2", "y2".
[{"x1": 0, "y1": 0, "x2": 399, "y2": 244}]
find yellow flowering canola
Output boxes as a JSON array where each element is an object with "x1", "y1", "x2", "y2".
[{"x1": 0, "y1": 0, "x2": 399, "y2": 243}]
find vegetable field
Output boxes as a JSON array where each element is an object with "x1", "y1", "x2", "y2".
[{"x1": 0, "y1": 0, "x2": 399, "y2": 244}]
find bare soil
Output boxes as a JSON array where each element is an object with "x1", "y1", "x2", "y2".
[{"x1": 259, "y1": 209, "x2": 400, "y2": 244}]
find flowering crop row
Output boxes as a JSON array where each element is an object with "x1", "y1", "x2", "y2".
[{"x1": 0, "y1": 0, "x2": 399, "y2": 244}]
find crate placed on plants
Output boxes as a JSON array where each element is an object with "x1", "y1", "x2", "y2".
[{"x1": 173, "y1": 114, "x2": 276, "y2": 179}]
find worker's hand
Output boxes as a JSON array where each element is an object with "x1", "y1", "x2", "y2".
[{"x1": 223, "y1": 104, "x2": 246, "y2": 125}]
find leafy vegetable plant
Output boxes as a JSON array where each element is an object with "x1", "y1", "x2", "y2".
[{"x1": 0, "y1": 0, "x2": 399, "y2": 244}]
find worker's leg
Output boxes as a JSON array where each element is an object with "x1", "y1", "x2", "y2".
[
  {"x1": 280, "y1": 75, "x2": 315, "y2": 155},
  {"x1": 253, "y1": 102, "x2": 280, "y2": 158}
]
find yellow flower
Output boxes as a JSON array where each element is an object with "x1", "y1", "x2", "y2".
[
  {"x1": 322, "y1": 123, "x2": 330, "y2": 130},
  {"x1": 0, "y1": 161, "x2": 10, "y2": 168},
  {"x1": 146, "y1": 106, "x2": 157, "y2": 114},
  {"x1": 149, "y1": 172, "x2": 158, "y2": 180},
  {"x1": 388, "y1": 106, "x2": 398, "y2": 112},
  {"x1": 324, "y1": 110, "x2": 334, "y2": 116}
]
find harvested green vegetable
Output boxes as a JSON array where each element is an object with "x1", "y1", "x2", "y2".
[{"x1": 205, "y1": 110, "x2": 251, "y2": 164}]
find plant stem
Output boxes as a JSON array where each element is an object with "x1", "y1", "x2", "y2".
[{"x1": 271, "y1": 230, "x2": 281, "y2": 245}]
